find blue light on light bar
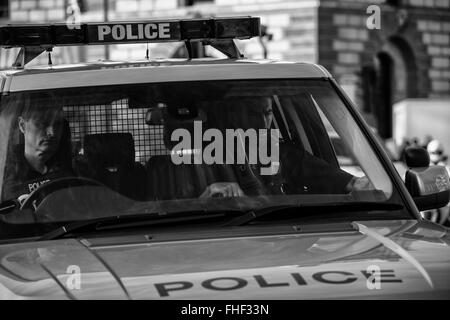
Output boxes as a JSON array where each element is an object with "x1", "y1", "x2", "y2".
[{"x1": 0, "y1": 17, "x2": 260, "y2": 48}]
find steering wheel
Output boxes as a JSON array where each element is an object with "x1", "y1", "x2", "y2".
[{"x1": 20, "y1": 176, "x2": 104, "y2": 211}]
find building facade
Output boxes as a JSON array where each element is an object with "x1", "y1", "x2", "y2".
[{"x1": 1, "y1": 0, "x2": 449, "y2": 138}]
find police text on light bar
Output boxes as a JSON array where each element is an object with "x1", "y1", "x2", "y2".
[{"x1": 97, "y1": 23, "x2": 171, "y2": 41}]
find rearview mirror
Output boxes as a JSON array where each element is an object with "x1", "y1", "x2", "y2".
[
  {"x1": 404, "y1": 147, "x2": 450, "y2": 211},
  {"x1": 145, "y1": 105, "x2": 207, "y2": 125},
  {"x1": 145, "y1": 106, "x2": 165, "y2": 125}
]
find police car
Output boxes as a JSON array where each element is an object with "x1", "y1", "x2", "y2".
[{"x1": 0, "y1": 17, "x2": 449, "y2": 300}]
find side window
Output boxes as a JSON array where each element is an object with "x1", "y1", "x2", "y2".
[
  {"x1": 278, "y1": 94, "x2": 340, "y2": 167},
  {"x1": 313, "y1": 97, "x2": 365, "y2": 177},
  {"x1": 0, "y1": 0, "x2": 9, "y2": 19},
  {"x1": 180, "y1": 0, "x2": 214, "y2": 6}
]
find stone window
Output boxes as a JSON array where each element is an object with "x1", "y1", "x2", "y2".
[
  {"x1": 181, "y1": 0, "x2": 214, "y2": 6},
  {"x1": 361, "y1": 66, "x2": 377, "y2": 114},
  {"x1": 0, "y1": 0, "x2": 8, "y2": 19},
  {"x1": 386, "y1": 0, "x2": 402, "y2": 6}
]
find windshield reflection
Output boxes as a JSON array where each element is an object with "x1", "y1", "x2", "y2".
[{"x1": 0, "y1": 80, "x2": 400, "y2": 236}]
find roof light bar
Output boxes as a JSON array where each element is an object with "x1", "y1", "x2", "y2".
[{"x1": 0, "y1": 17, "x2": 260, "y2": 48}]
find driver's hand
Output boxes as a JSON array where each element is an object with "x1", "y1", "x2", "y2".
[
  {"x1": 346, "y1": 176, "x2": 374, "y2": 192},
  {"x1": 200, "y1": 182, "x2": 245, "y2": 198}
]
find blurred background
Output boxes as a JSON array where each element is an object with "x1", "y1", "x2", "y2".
[{"x1": 0, "y1": 0, "x2": 449, "y2": 167}]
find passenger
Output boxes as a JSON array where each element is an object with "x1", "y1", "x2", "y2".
[{"x1": 2, "y1": 93, "x2": 73, "y2": 202}]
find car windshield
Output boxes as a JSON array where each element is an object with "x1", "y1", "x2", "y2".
[{"x1": 0, "y1": 79, "x2": 406, "y2": 238}]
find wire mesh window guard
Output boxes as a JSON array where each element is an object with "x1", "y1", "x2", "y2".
[{"x1": 63, "y1": 99, "x2": 168, "y2": 164}]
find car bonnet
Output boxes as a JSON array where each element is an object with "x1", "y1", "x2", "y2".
[{"x1": 0, "y1": 219, "x2": 449, "y2": 299}]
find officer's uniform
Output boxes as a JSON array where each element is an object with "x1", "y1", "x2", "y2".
[
  {"x1": 1, "y1": 145, "x2": 73, "y2": 201},
  {"x1": 237, "y1": 142, "x2": 354, "y2": 196}
]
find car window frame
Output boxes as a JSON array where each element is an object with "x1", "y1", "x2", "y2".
[
  {"x1": 329, "y1": 78, "x2": 419, "y2": 220},
  {"x1": 0, "y1": 79, "x2": 417, "y2": 218}
]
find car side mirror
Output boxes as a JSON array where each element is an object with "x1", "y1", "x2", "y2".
[{"x1": 404, "y1": 147, "x2": 450, "y2": 211}]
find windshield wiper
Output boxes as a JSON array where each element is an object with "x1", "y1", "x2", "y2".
[
  {"x1": 223, "y1": 202, "x2": 404, "y2": 227},
  {"x1": 39, "y1": 202, "x2": 404, "y2": 240},
  {"x1": 40, "y1": 209, "x2": 244, "y2": 241}
]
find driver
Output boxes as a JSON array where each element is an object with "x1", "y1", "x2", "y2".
[
  {"x1": 232, "y1": 96, "x2": 372, "y2": 194},
  {"x1": 2, "y1": 93, "x2": 74, "y2": 203}
]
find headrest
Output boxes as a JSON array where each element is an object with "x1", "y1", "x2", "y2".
[
  {"x1": 207, "y1": 97, "x2": 271, "y2": 131},
  {"x1": 84, "y1": 133, "x2": 135, "y2": 169}
]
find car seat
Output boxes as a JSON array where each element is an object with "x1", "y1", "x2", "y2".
[
  {"x1": 145, "y1": 107, "x2": 239, "y2": 200},
  {"x1": 78, "y1": 133, "x2": 146, "y2": 200}
]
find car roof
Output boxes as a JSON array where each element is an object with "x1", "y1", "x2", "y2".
[{"x1": 0, "y1": 58, "x2": 332, "y2": 93}]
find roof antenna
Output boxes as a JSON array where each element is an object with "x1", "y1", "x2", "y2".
[
  {"x1": 47, "y1": 48, "x2": 53, "y2": 68},
  {"x1": 146, "y1": 43, "x2": 150, "y2": 60}
]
